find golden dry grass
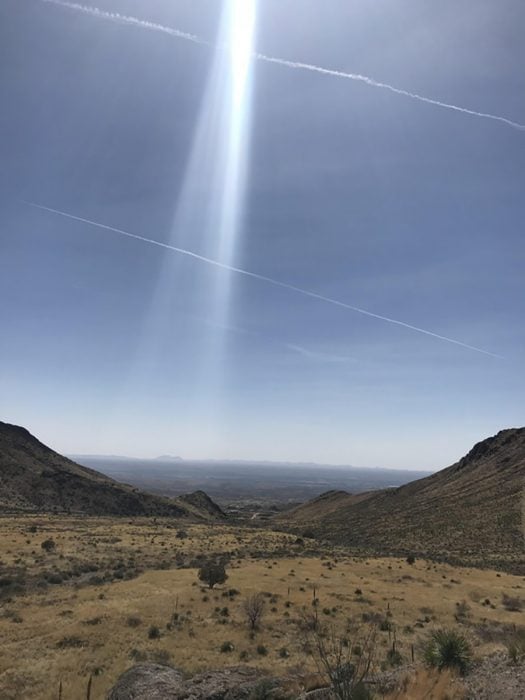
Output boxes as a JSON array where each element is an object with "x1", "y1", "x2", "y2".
[
  {"x1": 0, "y1": 515, "x2": 523, "y2": 699},
  {"x1": 385, "y1": 668, "x2": 466, "y2": 699}
]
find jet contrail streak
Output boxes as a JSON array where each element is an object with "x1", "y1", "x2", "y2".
[
  {"x1": 42, "y1": 0, "x2": 208, "y2": 46},
  {"x1": 41, "y1": 0, "x2": 525, "y2": 131},
  {"x1": 255, "y1": 54, "x2": 525, "y2": 132},
  {"x1": 25, "y1": 201, "x2": 503, "y2": 359}
]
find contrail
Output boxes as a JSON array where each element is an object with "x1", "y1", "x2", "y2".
[
  {"x1": 254, "y1": 54, "x2": 525, "y2": 132},
  {"x1": 41, "y1": 0, "x2": 209, "y2": 46},
  {"x1": 25, "y1": 201, "x2": 503, "y2": 359},
  {"x1": 41, "y1": 0, "x2": 525, "y2": 131}
]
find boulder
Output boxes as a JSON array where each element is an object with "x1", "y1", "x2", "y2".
[
  {"x1": 107, "y1": 663, "x2": 279, "y2": 700},
  {"x1": 107, "y1": 664, "x2": 185, "y2": 699}
]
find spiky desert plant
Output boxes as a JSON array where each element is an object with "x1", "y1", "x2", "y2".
[{"x1": 423, "y1": 628, "x2": 471, "y2": 675}]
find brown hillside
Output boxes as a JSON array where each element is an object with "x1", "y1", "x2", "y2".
[
  {"x1": 276, "y1": 489, "x2": 375, "y2": 526},
  {"x1": 178, "y1": 490, "x2": 226, "y2": 519},
  {"x1": 0, "y1": 421, "x2": 223, "y2": 519},
  {"x1": 278, "y1": 428, "x2": 525, "y2": 572}
]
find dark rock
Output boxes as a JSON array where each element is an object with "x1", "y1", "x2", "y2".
[
  {"x1": 107, "y1": 663, "x2": 277, "y2": 700},
  {"x1": 107, "y1": 664, "x2": 185, "y2": 699}
]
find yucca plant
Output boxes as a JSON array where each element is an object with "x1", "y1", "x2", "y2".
[{"x1": 423, "y1": 628, "x2": 471, "y2": 675}]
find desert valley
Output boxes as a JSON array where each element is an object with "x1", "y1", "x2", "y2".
[{"x1": 0, "y1": 421, "x2": 524, "y2": 699}]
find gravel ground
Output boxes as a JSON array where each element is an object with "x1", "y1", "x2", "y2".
[{"x1": 463, "y1": 652, "x2": 525, "y2": 699}]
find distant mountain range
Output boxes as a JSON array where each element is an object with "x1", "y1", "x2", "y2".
[
  {"x1": 277, "y1": 427, "x2": 525, "y2": 573},
  {"x1": 68, "y1": 453, "x2": 414, "y2": 471},
  {"x1": 0, "y1": 421, "x2": 224, "y2": 520},
  {"x1": 71, "y1": 455, "x2": 430, "y2": 506}
]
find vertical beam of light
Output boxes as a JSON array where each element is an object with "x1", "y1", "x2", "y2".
[
  {"x1": 134, "y1": 1, "x2": 257, "y2": 421},
  {"x1": 214, "y1": 0, "x2": 256, "y2": 325}
]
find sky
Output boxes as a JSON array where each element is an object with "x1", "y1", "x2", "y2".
[{"x1": 0, "y1": 0, "x2": 524, "y2": 469}]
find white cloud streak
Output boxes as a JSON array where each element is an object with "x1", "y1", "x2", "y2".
[
  {"x1": 286, "y1": 344, "x2": 355, "y2": 364},
  {"x1": 42, "y1": 0, "x2": 208, "y2": 46},
  {"x1": 25, "y1": 202, "x2": 503, "y2": 359},
  {"x1": 41, "y1": 0, "x2": 525, "y2": 131}
]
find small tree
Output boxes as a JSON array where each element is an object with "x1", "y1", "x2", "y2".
[
  {"x1": 198, "y1": 561, "x2": 228, "y2": 589},
  {"x1": 41, "y1": 538, "x2": 56, "y2": 552},
  {"x1": 243, "y1": 593, "x2": 266, "y2": 631}
]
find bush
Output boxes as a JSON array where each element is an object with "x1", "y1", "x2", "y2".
[
  {"x1": 455, "y1": 600, "x2": 471, "y2": 622},
  {"x1": 256, "y1": 644, "x2": 268, "y2": 656},
  {"x1": 502, "y1": 594, "x2": 523, "y2": 612},
  {"x1": 243, "y1": 593, "x2": 266, "y2": 631},
  {"x1": 41, "y1": 539, "x2": 56, "y2": 552},
  {"x1": 148, "y1": 625, "x2": 161, "y2": 639},
  {"x1": 406, "y1": 555, "x2": 416, "y2": 565},
  {"x1": 507, "y1": 629, "x2": 525, "y2": 664},
  {"x1": 56, "y1": 636, "x2": 85, "y2": 649},
  {"x1": 220, "y1": 641, "x2": 234, "y2": 653},
  {"x1": 423, "y1": 628, "x2": 471, "y2": 675},
  {"x1": 386, "y1": 648, "x2": 403, "y2": 667},
  {"x1": 249, "y1": 679, "x2": 277, "y2": 699},
  {"x1": 198, "y1": 561, "x2": 228, "y2": 589},
  {"x1": 126, "y1": 616, "x2": 142, "y2": 627}
]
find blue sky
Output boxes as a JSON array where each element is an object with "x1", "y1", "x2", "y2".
[{"x1": 0, "y1": 0, "x2": 524, "y2": 468}]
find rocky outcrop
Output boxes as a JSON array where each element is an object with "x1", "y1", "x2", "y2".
[
  {"x1": 107, "y1": 663, "x2": 281, "y2": 700},
  {"x1": 107, "y1": 664, "x2": 185, "y2": 700}
]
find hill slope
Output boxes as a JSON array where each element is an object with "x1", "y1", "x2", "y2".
[
  {"x1": 0, "y1": 421, "x2": 223, "y2": 519},
  {"x1": 278, "y1": 428, "x2": 525, "y2": 571}
]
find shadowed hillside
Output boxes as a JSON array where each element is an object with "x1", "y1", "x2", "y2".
[
  {"x1": 278, "y1": 428, "x2": 525, "y2": 572},
  {"x1": 0, "y1": 422, "x2": 224, "y2": 519}
]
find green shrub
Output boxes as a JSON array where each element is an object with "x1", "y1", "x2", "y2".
[
  {"x1": 148, "y1": 625, "x2": 161, "y2": 639},
  {"x1": 220, "y1": 641, "x2": 234, "y2": 653},
  {"x1": 423, "y1": 628, "x2": 471, "y2": 675},
  {"x1": 198, "y1": 561, "x2": 228, "y2": 589}
]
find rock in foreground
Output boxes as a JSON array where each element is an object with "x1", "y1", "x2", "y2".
[{"x1": 107, "y1": 663, "x2": 280, "y2": 700}]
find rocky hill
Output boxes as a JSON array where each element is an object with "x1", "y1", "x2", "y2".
[
  {"x1": 277, "y1": 428, "x2": 525, "y2": 572},
  {"x1": 178, "y1": 490, "x2": 226, "y2": 519},
  {"x1": 0, "y1": 421, "x2": 224, "y2": 519}
]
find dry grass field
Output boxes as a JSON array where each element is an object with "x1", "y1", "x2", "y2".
[{"x1": 0, "y1": 516, "x2": 524, "y2": 699}]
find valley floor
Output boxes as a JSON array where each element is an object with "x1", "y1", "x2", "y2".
[{"x1": 0, "y1": 516, "x2": 524, "y2": 699}]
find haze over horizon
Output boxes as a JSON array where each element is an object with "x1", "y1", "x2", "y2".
[{"x1": 1, "y1": 1, "x2": 524, "y2": 470}]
